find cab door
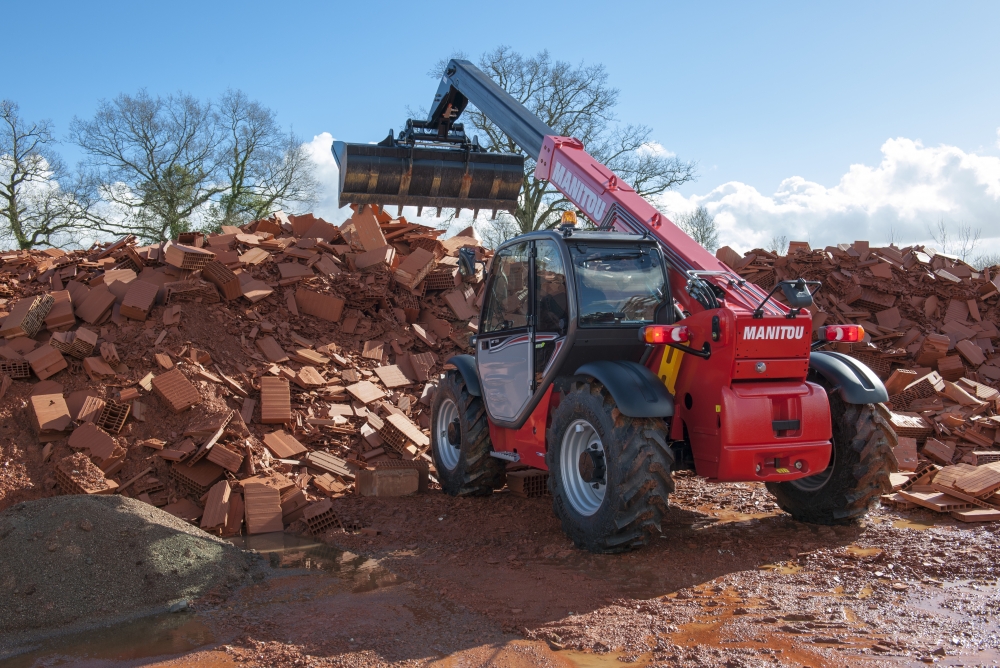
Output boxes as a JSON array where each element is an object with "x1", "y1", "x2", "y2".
[{"x1": 476, "y1": 241, "x2": 533, "y2": 422}]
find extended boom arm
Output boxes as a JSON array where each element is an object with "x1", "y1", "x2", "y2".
[{"x1": 427, "y1": 60, "x2": 777, "y2": 316}]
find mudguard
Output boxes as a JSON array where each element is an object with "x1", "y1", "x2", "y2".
[
  {"x1": 446, "y1": 354, "x2": 482, "y2": 396},
  {"x1": 809, "y1": 351, "x2": 889, "y2": 405},
  {"x1": 574, "y1": 360, "x2": 674, "y2": 418}
]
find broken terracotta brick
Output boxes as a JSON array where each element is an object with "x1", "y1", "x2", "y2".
[
  {"x1": 120, "y1": 280, "x2": 159, "y2": 320},
  {"x1": 75, "y1": 283, "x2": 116, "y2": 325},
  {"x1": 202, "y1": 260, "x2": 242, "y2": 300},
  {"x1": 255, "y1": 336, "x2": 288, "y2": 363},
  {"x1": 243, "y1": 482, "x2": 284, "y2": 534},
  {"x1": 263, "y1": 430, "x2": 307, "y2": 459},
  {"x1": 355, "y1": 245, "x2": 395, "y2": 270},
  {"x1": 23, "y1": 344, "x2": 67, "y2": 380},
  {"x1": 294, "y1": 287, "x2": 344, "y2": 322},
  {"x1": 374, "y1": 365, "x2": 413, "y2": 388},
  {"x1": 83, "y1": 356, "x2": 116, "y2": 381},
  {"x1": 31, "y1": 393, "x2": 72, "y2": 435},
  {"x1": 68, "y1": 422, "x2": 116, "y2": 461},
  {"x1": 100, "y1": 342, "x2": 120, "y2": 366},
  {"x1": 206, "y1": 443, "x2": 244, "y2": 473},
  {"x1": 164, "y1": 242, "x2": 215, "y2": 270},
  {"x1": 260, "y1": 376, "x2": 291, "y2": 424},
  {"x1": 351, "y1": 205, "x2": 388, "y2": 252},
  {"x1": 1, "y1": 294, "x2": 54, "y2": 339},
  {"x1": 151, "y1": 368, "x2": 202, "y2": 413}
]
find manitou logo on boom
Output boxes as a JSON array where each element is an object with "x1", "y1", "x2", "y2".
[
  {"x1": 550, "y1": 160, "x2": 608, "y2": 221},
  {"x1": 743, "y1": 325, "x2": 806, "y2": 340}
]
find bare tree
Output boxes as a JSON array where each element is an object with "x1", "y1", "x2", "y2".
[
  {"x1": 955, "y1": 225, "x2": 981, "y2": 263},
  {"x1": 885, "y1": 225, "x2": 902, "y2": 246},
  {"x1": 0, "y1": 101, "x2": 95, "y2": 249},
  {"x1": 438, "y1": 48, "x2": 696, "y2": 236},
  {"x1": 210, "y1": 90, "x2": 317, "y2": 228},
  {"x1": 928, "y1": 218, "x2": 981, "y2": 262},
  {"x1": 928, "y1": 219, "x2": 949, "y2": 255},
  {"x1": 474, "y1": 214, "x2": 520, "y2": 250},
  {"x1": 973, "y1": 252, "x2": 1000, "y2": 270},
  {"x1": 71, "y1": 90, "x2": 223, "y2": 242},
  {"x1": 769, "y1": 235, "x2": 788, "y2": 255},
  {"x1": 674, "y1": 206, "x2": 719, "y2": 252}
]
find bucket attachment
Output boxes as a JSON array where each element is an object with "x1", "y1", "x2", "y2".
[{"x1": 333, "y1": 138, "x2": 524, "y2": 218}]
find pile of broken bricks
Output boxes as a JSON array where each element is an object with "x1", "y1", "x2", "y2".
[
  {"x1": 1, "y1": 204, "x2": 548, "y2": 540},
  {"x1": 718, "y1": 241, "x2": 1000, "y2": 521}
]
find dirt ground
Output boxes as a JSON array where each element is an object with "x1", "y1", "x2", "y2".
[{"x1": 7, "y1": 474, "x2": 1000, "y2": 667}]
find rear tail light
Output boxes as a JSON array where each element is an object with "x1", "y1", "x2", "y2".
[
  {"x1": 819, "y1": 324, "x2": 865, "y2": 342},
  {"x1": 640, "y1": 325, "x2": 690, "y2": 344}
]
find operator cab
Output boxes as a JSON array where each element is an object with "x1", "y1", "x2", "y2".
[{"x1": 475, "y1": 229, "x2": 670, "y2": 428}]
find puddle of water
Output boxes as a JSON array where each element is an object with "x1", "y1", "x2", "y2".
[
  {"x1": 844, "y1": 545, "x2": 881, "y2": 557},
  {"x1": 228, "y1": 532, "x2": 400, "y2": 593},
  {"x1": 893, "y1": 517, "x2": 938, "y2": 530},
  {"x1": 693, "y1": 508, "x2": 777, "y2": 527},
  {"x1": 909, "y1": 579, "x2": 999, "y2": 623},
  {"x1": 760, "y1": 562, "x2": 803, "y2": 575},
  {"x1": 562, "y1": 650, "x2": 650, "y2": 667},
  {"x1": 2, "y1": 613, "x2": 214, "y2": 668}
]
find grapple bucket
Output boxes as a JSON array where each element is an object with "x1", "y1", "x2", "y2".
[{"x1": 333, "y1": 141, "x2": 524, "y2": 217}]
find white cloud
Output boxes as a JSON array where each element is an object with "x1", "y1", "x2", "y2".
[
  {"x1": 658, "y1": 137, "x2": 1000, "y2": 258},
  {"x1": 637, "y1": 141, "x2": 675, "y2": 158},
  {"x1": 305, "y1": 132, "x2": 1000, "y2": 260},
  {"x1": 302, "y1": 132, "x2": 349, "y2": 224}
]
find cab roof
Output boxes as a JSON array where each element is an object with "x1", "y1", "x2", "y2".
[{"x1": 501, "y1": 229, "x2": 656, "y2": 250}]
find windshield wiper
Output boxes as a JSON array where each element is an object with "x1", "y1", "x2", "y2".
[{"x1": 580, "y1": 311, "x2": 627, "y2": 323}]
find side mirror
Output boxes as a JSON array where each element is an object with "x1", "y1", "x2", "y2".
[
  {"x1": 458, "y1": 247, "x2": 476, "y2": 277},
  {"x1": 779, "y1": 279, "x2": 814, "y2": 309}
]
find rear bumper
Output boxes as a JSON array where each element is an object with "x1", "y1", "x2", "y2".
[
  {"x1": 714, "y1": 440, "x2": 833, "y2": 482},
  {"x1": 712, "y1": 381, "x2": 832, "y2": 482}
]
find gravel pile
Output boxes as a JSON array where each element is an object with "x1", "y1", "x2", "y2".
[{"x1": 0, "y1": 495, "x2": 262, "y2": 641}]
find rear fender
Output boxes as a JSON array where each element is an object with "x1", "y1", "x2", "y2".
[
  {"x1": 809, "y1": 351, "x2": 888, "y2": 405},
  {"x1": 446, "y1": 355, "x2": 482, "y2": 396},
  {"x1": 574, "y1": 360, "x2": 674, "y2": 418}
]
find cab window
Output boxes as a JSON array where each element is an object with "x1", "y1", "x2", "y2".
[
  {"x1": 534, "y1": 240, "x2": 568, "y2": 334},
  {"x1": 481, "y1": 242, "x2": 530, "y2": 333}
]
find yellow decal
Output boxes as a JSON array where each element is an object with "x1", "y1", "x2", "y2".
[
  {"x1": 776, "y1": 467, "x2": 790, "y2": 474},
  {"x1": 657, "y1": 345, "x2": 684, "y2": 395}
]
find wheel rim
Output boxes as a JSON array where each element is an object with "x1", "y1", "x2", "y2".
[
  {"x1": 435, "y1": 398, "x2": 460, "y2": 471},
  {"x1": 560, "y1": 419, "x2": 607, "y2": 517},
  {"x1": 789, "y1": 436, "x2": 837, "y2": 492}
]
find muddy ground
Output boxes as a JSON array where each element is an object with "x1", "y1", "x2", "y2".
[{"x1": 5, "y1": 473, "x2": 999, "y2": 668}]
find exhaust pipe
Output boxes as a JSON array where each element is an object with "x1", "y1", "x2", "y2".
[{"x1": 333, "y1": 140, "x2": 524, "y2": 218}]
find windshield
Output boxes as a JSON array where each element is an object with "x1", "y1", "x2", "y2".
[{"x1": 570, "y1": 245, "x2": 666, "y2": 325}]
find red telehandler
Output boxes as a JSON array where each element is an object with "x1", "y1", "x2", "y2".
[{"x1": 333, "y1": 60, "x2": 896, "y2": 552}]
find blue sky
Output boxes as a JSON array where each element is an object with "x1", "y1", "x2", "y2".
[{"x1": 7, "y1": 1, "x2": 1000, "y2": 255}]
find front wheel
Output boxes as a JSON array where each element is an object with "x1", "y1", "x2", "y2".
[
  {"x1": 546, "y1": 380, "x2": 674, "y2": 553},
  {"x1": 766, "y1": 376, "x2": 896, "y2": 524},
  {"x1": 430, "y1": 371, "x2": 505, "y2": 496}
]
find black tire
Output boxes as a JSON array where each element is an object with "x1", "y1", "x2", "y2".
[
  {"x1": 430, "y1": 371, "x2": 506, "y2": 496},
  {"x1": 546, "y1": 380, "x2": 674, "y2": 553},
  {"x1": 766, "y1": 375, "x2": 896, "y2": 524}
]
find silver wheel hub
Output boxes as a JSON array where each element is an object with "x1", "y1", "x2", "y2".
[
  {"x1": 560, "y1": 419, "x2": 606, "y2": 516},
  {"x1": 435, "y1": 398, "x2": 460, "y2": 471}
]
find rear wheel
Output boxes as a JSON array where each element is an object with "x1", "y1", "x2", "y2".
[
  {"x1": 431, "y1": 371, "x2": 506, "y2": 496},
  {"x1": 546, "y1": 380, "x2": 674, "y2": 553},
  {"x1": 766, "y1": 375, "x2": 896, "y2": 524}
]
